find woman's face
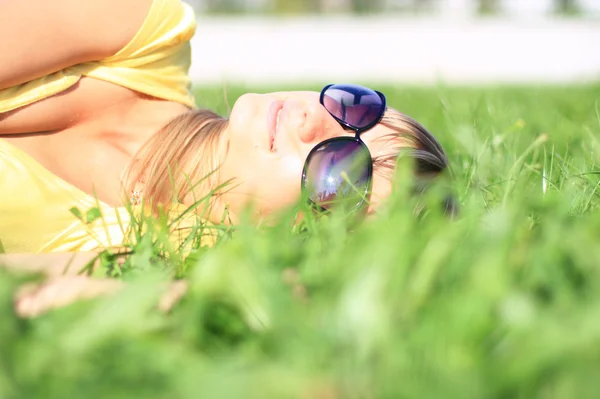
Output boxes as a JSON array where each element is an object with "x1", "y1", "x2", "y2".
[{"x1": 214, "y1": 91, "x2": 400, "y2": 222}]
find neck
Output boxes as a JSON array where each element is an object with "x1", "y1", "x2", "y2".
[
  {"x1": 77, "y1": 99, "x2": 191, "y2": 206},
  {"x1": 94, "y1": 98, "x2": 191, "y2": 159}
]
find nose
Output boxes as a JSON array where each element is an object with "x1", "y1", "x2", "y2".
[{"x1": 296, "y1": 99, "x2": 344, "y2": 145}]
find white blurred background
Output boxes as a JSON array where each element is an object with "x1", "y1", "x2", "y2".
[{"x1": 185, "y1": 0, "x2": 600, "y2": 85}]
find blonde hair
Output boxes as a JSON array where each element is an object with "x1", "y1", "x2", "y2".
[
  {"x1": 374, "y1": 107, "x2": 449, "y2": 178},
  {"x1": 125, "y1": 109, "x2": 228, "y2": 208},
  {"x1": 126, "y1": 107, "x2": 452, "y2": 213},
  {"x1": 375, "y1": 107, "x2": 455, "y2": 214}
]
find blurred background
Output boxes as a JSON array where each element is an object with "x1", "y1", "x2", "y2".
[
  {"x1": 186, "y1": 0, "x2": 600, "y2": 86},
  {"x1": 185, "y1": 0, "x2": 600, "y2": 16}
]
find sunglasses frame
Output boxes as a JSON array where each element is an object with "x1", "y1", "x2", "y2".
[
  {"x1": 301, "y1": 84, "x2": 387, "y2": 212},
  {"x1": 319, "y1": 83, "x2": 387, "y2": 133}
]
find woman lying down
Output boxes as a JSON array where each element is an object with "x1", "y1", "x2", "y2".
[{"x1": 0, "y1": 0, "x2": 450, "y2": 314}]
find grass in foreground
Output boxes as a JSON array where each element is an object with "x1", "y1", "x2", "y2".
[{"x1": 1, "y1": 84, "x2": 600, "y2": 399}]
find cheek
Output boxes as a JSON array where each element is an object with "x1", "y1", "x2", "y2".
[
  {"x1": 367, "y1": 173, "x2": 393, "y2": 215},
  {"x1": 258, "y1": 155, "x2": 303, "y2": 192},
  {"x1": 247, "y1": 155, "x2": 304, "y2": 208},
  {"x1": 220, "y1": 151, "x2": 305, "y2": 217}
]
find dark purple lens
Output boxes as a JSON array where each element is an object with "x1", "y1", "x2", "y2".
[
  {"x1": 303, "y1": 139, "x2": 371, "y2": 210},
  {"x1": 321, "y1": 84, "x2": 384, "y2": 129}
]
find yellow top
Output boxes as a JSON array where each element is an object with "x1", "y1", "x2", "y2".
[
  {"x1": 0, "y1": 0, "x2": 198, "y2": 253},
  {"x1": 0, "y1": 139, "x2": 132, "y2": 253},
  {"x1": 0, "y1": 0, "x2": 197, "y2": 112}
]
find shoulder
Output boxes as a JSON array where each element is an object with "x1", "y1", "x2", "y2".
[
  {"x1": 107, "y1": 0, "x2": 197, "y2": 60},
  {"x1": 0, "y1": 0, "x2": 155, "y2": 91}
]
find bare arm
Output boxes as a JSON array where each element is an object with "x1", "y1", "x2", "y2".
[
  {"x1": 0, "y1": 253, "x2": 186, "y2": 317},
  {"x1": 0, "y1": 0, "x2": 153, "y2": 90},
  {"x1": 0, "y1": 252, "x2": 121, "y2": 316},
  {"x1": 0, "y1": 252, "x2": 98, "y2": 276}
]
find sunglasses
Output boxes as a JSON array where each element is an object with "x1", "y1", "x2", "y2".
[{"x1": 301, "y1": 83, "x2": 386, "y2": 212}]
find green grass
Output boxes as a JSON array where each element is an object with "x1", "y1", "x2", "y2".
[{"x1": 2, "y1": 84, "x2": 600, "y2": 398}]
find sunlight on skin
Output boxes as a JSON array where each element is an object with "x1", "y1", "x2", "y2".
[
  {"x1": 210, "y1": 91, "x2": 400, "y2": 223},
  {"x1": 0, "y1": 253, "x2": 187, "y2": 317}
]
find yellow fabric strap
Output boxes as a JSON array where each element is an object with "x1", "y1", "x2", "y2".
[
  {"x1": 0, "y1": 0, "x2": 197, "y2": 113},
  {"x1": 0, "y1": 139, "x2": 131, "y2": 253},
  {"x1": 0, "y1": 139, "x2": 215, "y2": 253}
]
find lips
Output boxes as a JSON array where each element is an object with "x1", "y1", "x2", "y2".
[{"x1": 267, "y1": 100, "x2": 284, "y2": 152}]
